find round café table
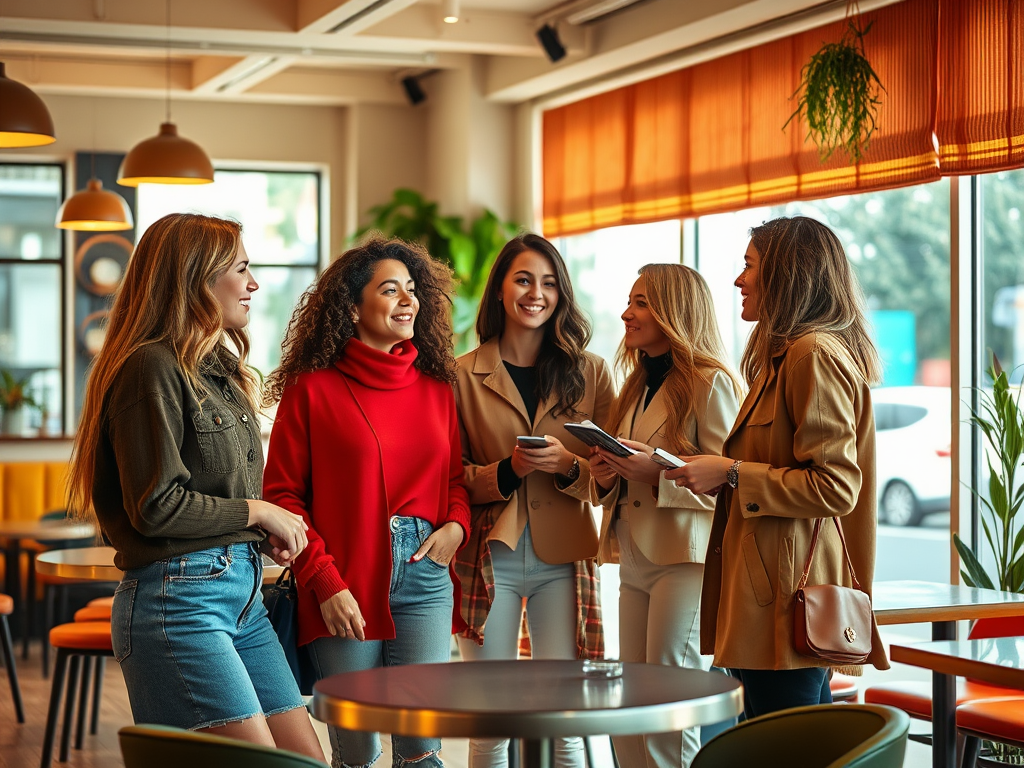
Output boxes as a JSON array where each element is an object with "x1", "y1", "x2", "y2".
[
  {"x1": 36, "y1": 545, "x2": 285, "y2": 583},
  {"x1": 0, "y1": 518, "x2": 96, "y2": 647},
  {"x1": 313, "y1": 660, "x2": 743, "y2": 768}
]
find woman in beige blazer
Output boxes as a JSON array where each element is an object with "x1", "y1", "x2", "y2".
[
  {"x1": 668, "y1": 216, "x2": 889, "y2": 721},
  {"x1": 453, "y1": 233, "x2": 614, "y2": 768},
  {"x1": 589, "y1": 264, "x2": 740, "y2": 768}
]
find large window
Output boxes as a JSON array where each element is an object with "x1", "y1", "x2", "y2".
[
  {"x1": 0, "y1": 163, "x2": 64, "y2": 436},
  {"x1": 136, "y1": 169, "x2": 322, "y2": 377}
]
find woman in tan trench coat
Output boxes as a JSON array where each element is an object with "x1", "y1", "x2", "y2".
[
  {"x1": 453, "y1": 233, "x2": 614, "y2": 768},
  {"x1": 668, "y1": 216, "x2": 889, "y2": 720}
]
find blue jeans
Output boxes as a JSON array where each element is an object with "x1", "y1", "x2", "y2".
[
  {"x1": 113, "y1": 542, "x2": 305, "y2": 730},
  {"x1": 308, "y1": 516, "x2": 454, "y2": 768},
  {"x1": 731, "y1": 667, "x2": 832, "y2": 721},
  {"x1": 456, "y1": 524, "x2": 582, "y2": 768}
]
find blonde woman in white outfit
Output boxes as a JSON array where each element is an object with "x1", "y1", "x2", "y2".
[{"x1": 590, "y1": 263, "x2": 741, "y2": 768}]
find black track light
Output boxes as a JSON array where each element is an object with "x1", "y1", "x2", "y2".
[
  {"x1": 401, "y1": 76, "x2": 426, "y2": 106},
  {"x1": 536, "y1": 23, "x2": 566, "y2": 63}
]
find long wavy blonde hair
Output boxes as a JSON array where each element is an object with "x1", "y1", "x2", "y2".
[
  {"x1": 741, "y1": 216, "x2": 881, "y2": 386},
  {"x1": 608, "y1": 263, "x2": 741, "y2": 454},
  {"x1": 67, "y1": 213, "x2": 260, "y2": 520}
]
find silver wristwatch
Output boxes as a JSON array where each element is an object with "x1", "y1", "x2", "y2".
[{"x1": 726, "y1": 460, "x2": 743, "y2": 489}]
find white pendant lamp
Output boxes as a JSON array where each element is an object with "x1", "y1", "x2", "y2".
[
  {"x1": 56, "y1": 178, "x2": 133, "y2": 231},
  {"x1": 0, "y1": 62, "x2": 56, "y2": 148}
]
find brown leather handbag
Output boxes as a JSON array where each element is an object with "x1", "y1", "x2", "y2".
[{"x1": 793, "y1": 516, "x2": 872, "y2": 665}]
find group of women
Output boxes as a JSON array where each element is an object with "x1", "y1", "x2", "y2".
[{"x1": 67, "y1": 211, "x2": 888, "y2": 768}]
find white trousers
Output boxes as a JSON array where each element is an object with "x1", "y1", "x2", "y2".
[
  {"x1": 457, "y1": 526, "x2": 584, "y2": 768},
  {"x1": 613, "y1": 518, "x2": 709, "y2": 768}
]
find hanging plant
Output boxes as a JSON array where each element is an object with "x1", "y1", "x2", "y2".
[{"x1": 783, "y1": 6, "x2": 885, "y2": 164}]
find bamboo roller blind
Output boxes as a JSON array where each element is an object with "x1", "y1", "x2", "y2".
[{"x1": 542, "y1": 0, "x2": 1022, "y2": 237}]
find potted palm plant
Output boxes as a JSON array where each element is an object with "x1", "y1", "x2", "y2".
[
  {"x1": 954, "y1": 356, "x2": 1024, "y2": 766},
  {"x1": 0, "y1": 370, "x2": 37, "y2": 435}
]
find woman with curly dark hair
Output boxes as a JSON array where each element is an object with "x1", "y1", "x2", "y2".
[
  {"x1": 263, "y1": 236, "x2": 470, "y2": 768},
  {"x1": 453, "y1": 233, "x2": 614, "y2": 768}
]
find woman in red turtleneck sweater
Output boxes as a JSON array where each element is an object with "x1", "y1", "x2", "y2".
[{"x1": 263, "y1": 237, "x2": 469, "y2": 768}]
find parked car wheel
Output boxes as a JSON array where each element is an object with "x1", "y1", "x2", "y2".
[{"x1": 881, "y1": 480, "x2": 922, "y2": 527}]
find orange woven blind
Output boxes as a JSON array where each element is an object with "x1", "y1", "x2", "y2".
[
  {"x1": 544, "y1": 0, "x2": 941, "y2": 237},
  {"x1": 937, "y1": 0, "x2": 1024, "y2": 173}
]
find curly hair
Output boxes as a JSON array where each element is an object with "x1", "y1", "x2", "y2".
[{"x1": 263, "y1": 236, "x2": 458, "y2": 406}]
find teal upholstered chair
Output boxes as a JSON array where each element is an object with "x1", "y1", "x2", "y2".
[
  {"x1": 691, "y1": 704, "x2": 910, "y2": 768},
  {"x1": 119, "y1": 725, "x2": 327, "y2": 768}
]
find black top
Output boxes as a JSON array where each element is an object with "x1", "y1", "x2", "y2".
[
  {"x1": 642, "y1": 351, "x2": 673, "y2": 410},
  {"x1": 496, "y1": 361, "x2": 540, "y2": 498}
]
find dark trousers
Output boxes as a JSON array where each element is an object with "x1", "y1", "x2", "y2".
[{"x1": 731, "y1": 667, "x2": 832, "y2": 721}]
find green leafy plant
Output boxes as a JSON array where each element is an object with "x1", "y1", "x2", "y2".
[
  {"x1": 954, "y1": 357, "x2": 1024, "y2": 593},
  {"x1": 0, "y1": 370, "x2": 37, "y2": 413},
  {"x1": 783, "y1": 11, "x2": 885, "y2": 164},
  {"x1": 356, "y1": 188, "x2": 519, "y2": 352}
]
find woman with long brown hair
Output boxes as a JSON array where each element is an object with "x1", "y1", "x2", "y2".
[
  {"x1": 67, "y1": 213, "x2": 323, "y2": 758},
  {"x1": 262, "y1": 237, "x2": 470, "y2": 768},
  {"x1": 453, "y1": 233, "x2": 613, "y2": 768},
  {"x1": 668, "y1": 216, "x2": 889, "y2": 719},
  {"x1": 589, "y1": 263, "x2": 740, "y2": 768}
]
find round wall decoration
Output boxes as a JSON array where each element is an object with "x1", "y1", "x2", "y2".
[{"x1": 74, "y1": 233, "x2": 133, "y2": 296}]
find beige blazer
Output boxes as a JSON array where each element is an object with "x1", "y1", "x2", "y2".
[
  {"x1": 700, "y1": 333, "x2": 889, "y2": 671},
  {"x1": 595, "y1": 370, "x2": 739, "y2": 567},
  {"x1": 454, "y1": 338, "x2": 615, "y2": 564}
]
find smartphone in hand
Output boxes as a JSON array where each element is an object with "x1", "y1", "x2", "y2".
[
  {"x1": 651, "y1": 447, "x2": 685, "y2": 469},
  {"x1": 517, "y1": 436, "x2": 550, "y2": 449}
]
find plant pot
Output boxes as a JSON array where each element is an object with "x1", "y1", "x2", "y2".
[{"x1": 2, "y1": 407, "x2": 24, "y2": 435}]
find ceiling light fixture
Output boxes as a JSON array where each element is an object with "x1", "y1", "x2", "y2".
[
  {"x1": 442, "y1": 0, "x2": 459, "y2": 24},
  {"x1": 56, "y1": 179, "x2": 133, "y2": 231},
  {"x1": 536, "y1": 24, "x2": 566, "y2": 63},
  {"x1": 117, "y1": 0, "x2": 213, "y2": 186},
  {"x1": 0, "y1": 62, "x2": 56, "y2": 147}
]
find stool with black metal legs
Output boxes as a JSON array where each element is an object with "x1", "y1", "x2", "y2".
[
  {"x1": 0, "y1": 592, "x2": 25, "y2": 723},
  {"x1": 41, "y1": 621, "x2": 113, "y2": 768},
  {"x1": 72, "y1": 600, "x2": 113, "y2": 741}
]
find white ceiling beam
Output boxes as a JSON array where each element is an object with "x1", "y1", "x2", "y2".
[
  {"x1": 357, "y1": 5, "x2": 585, "y2": 58},
  {"x1": 192, "y1": 54, "x2": 298, "y2": 94}
]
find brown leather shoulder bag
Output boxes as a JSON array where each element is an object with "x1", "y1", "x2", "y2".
[{"x1": 793, "y1": 516, "x2": 872, "y2": 665}]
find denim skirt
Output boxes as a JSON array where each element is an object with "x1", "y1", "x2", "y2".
[{"x1": 112, "y1": 542, "x2": 305, "y2": 730}]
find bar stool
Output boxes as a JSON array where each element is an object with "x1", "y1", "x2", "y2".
[
  {"x1": 41, "y1": 621, "x2": 113, "y2": 768},
  {"x1": 0, "y1": 592, "x2": 25, "y2": 723},
  {"x1": 71, "y1": 601, "x2": 112, "y2": 740},
  {"x1": 958, "y1": 697, "x2": 1024, "y2": 768}
]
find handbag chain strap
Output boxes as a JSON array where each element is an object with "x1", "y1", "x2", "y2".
[{"x1": 795, "y1": 516, "x2": 863, "y2": 592}]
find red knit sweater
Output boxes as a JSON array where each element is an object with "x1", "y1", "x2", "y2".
[{"x1": 263, "y1": 338, "x2": 471, "y2": 646}]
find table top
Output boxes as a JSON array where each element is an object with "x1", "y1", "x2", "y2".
[
  {"x1": 36, "y1": 545, "x2": 285, "y2": 583},
  {"x1": 0, "y1": 518, "x2": 96, "y2": 542},
  {"x1": 873, "y1": 581, "x2": 1024, "y2": 625},
  {"x1": 891, "y1": 637, "x2": 1024, "y2": 690},
  {"x1": 313, "y1": 660, "x2": 744, "y2": 739}
]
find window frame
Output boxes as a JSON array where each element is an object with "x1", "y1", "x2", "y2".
[{"x1": 0, "y1": 159, "x2": 67, "y2": 438}]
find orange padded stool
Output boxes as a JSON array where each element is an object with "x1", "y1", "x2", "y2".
[
  {"x1": 863, "y1": 616, "x2": 1024, "y2": 734},
  {"x1": 42, "y1": 622, "x2": 113, "y2": 768},
  {"x1": 73, "y1": 605, "x2": 111, "y2": 622},
  {"x1": 87, "y1": 596, "x2": 114, "y2": 609},
  {"x1": 830, "y1": 673, "x2": 859, "y2": 703},
  {"x1": 957, "y1": 698, "x2": 1024, "y2": 768},
  {"x1": 0, "y1": 593, "x2": 25, "y2": 723}
]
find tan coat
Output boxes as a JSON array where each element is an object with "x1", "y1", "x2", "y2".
[
  {"x1": 454, "y1": 338, "x2": 615, "y2": 564},
  {"x1": 596, "y1": 371, "x2": 739, "y2": 566},
  {"x1": 700, "y1": 333, "x2": 890, "y2": 671}
]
